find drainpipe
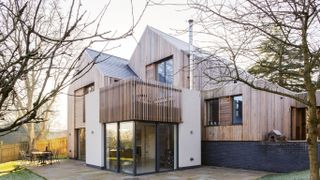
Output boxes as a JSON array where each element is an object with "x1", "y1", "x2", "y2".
[{"x1": 188, "y1": 19, "x2": 194, "y2": 90}]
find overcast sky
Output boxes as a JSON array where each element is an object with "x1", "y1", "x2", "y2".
[
  {"x1": 84, "y1": 0, "x2": 194, "y2": 59},
  {"x1": 52, "y1": 0, "x2": 194, "y2": 131}
]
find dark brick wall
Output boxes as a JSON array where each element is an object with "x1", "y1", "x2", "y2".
[{"x1": 202, "y1": 141, "x2": 320, "y2": 172}]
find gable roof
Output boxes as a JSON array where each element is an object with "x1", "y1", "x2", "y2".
[
  {"x1": 147, "y1": 26, "x2": 190, "y2": 52},
  {"x1": 85, "y1": 48, "x2": 137, "y2": 79}
]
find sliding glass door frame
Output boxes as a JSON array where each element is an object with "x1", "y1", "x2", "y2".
[
  {"x1": 104, "y1": 121, "x2": 178, "y2": 175},
  {"x1": 76, "y1": 128, "x2": 86, "y2": 161},
  {"x1": 104, "y1": 123, "x2": 119, "y2": 172}
]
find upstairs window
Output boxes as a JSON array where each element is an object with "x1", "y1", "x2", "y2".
[
  {"x1": 156, "y1": 57, "x2": 173, "y2": 84},
  {"x1": 84, "y1": 83, "x2": 95, "y2": 94},
  {"x1": 75, "y1": 83, "x2": 94, "y2": 123}
]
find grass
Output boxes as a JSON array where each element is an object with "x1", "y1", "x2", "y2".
[
  {"x1": 0, "y1": 161, "x2": 45, "y2": 180},
  {"x1": 0, "y1": 161, "x2": 20, "y2": 173},
  {"x1": 260, "y1": 169, "x2": 312, "y2": 180},
  {"x1": 0, "y1": 168, "x2": 45, "y2": 180}
]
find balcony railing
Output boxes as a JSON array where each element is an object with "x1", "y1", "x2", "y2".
[{"x1": 100, "y1": 78, "x2": 182, "y2": 123}]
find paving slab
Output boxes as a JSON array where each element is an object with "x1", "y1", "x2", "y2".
[{"x1": 30, "y1": 159, "x2": 271, "y2": 180}]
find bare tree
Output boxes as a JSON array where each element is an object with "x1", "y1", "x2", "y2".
[
  {"x1": 0, "y1": 0, "x2": 148, "y2": 139},
  {"x1": 14, "y1": 59, "x2": 61, "y2": 152},
  {"x1": 184, "y1": 0, "x2": 320, "y2": 179}
]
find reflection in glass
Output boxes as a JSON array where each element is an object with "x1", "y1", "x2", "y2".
[
  {"x1": 106, "y1": 123, "x2": 118, "y2": 171},
  {"x1": 136, "y1": 122, "x2": 156, "y2": 174},
  {"x1": 232, "y1": 95, "x2": 243, "y2": 124},
  {"x1": 119, "y1": 122, "x2": 134, "y2": 174},
  {"x1": 165, "y1": 59, "x2": 173, "y2": 84},
  {"x1": 158, "y1": 124, "x2": 175, "y2": 171},
  {"x1": 157, "y1": 58, "x2": 173, "y2": 84},
  {"x1": 77, "y1": 128, "x2": 86, "y2": 161}
]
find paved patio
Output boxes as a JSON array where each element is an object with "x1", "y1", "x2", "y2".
[{"x1": 30, "y1": 159, "x2": 271, "y2": 180}]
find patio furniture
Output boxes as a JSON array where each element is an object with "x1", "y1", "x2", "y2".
[
  {"x1": 31, "y1": 151, "x2": 53, "y2": 165},
  {"x1": 52, "y1": 149, "x2": 60, "y2": 163},
  {"x1": 19, "y1": 150, "x2": 32, "y2": 165}
]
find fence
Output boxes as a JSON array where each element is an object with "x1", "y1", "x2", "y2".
[{"x1": 0, "y1": 137, "x2": 67, "y2": 164}]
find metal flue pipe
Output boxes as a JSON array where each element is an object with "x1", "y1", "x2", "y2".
[{"x1": 188, "y1": 19, "x2": 194, "y2": 90}]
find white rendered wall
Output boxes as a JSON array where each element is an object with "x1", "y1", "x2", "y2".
[
  {"x1": 179, "y1": 89, "x2": 201, "y2": 168},
  {"x1": 85, "y1": 91, "x2": 104, "y2": 167}
]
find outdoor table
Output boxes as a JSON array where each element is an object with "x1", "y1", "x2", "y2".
[{"x1": 31, "y1": 151, "x2": 53, "y2": 165}]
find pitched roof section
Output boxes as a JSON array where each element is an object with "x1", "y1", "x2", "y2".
[
  {"x1": 85, "y1": 48, "x2": 137, "y2": 79},
  {"x1": 147, "y1": 26, "x2": 190, "y2": 52}
]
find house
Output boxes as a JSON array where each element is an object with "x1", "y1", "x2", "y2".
[{"x1": 68, "y1": 25, "x2": 319, "y2": 175}]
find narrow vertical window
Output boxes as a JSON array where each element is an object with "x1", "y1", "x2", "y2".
[
  {"x1": 232, "y1": 95, "x2": 243, "y2": 125},
  {"x1": 207, "y1": 99, "x2": 219, "y2": 126}
]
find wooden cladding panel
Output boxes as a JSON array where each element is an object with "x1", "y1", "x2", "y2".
[
  {"x1": 129, "y1": 27, "x2": 189, "y2": 89},
  {"x1": 202, "y1": 82, "x2": 295, "y2": 141},
  {"x1": 100, "y1": 79, "x2": 181, "y2": 123},
  {"x1": 219, "y1": 97, "x2": 232, "y2": 126},
  {"x1": 291, "y1": 107, "x2": 320, "y2": 140},
  {"x1": 74, "y1": 88, "x2": 84, "y2": 126},
  {"x1": 146, "y1": 64, "x2": 156, "y2": 81}
]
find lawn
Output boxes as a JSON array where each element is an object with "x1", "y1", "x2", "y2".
[
  {"x1": 0, "y1": 161, "x2": 45, "y2": 180},
  {"x1": 260, "y1": 169, "x2": 312, "y2": 180}
]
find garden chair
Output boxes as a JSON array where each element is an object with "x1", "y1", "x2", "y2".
[
  {"x1": 19, "y1": 150, "x2": 31, "y2": 165},
  {"x1": 52, "y1": 149, "x2": 60, "y2": 164}
]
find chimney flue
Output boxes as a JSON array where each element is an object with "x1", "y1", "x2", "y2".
[{"x1": 188, "y1": 19, "x2": 194, "y2": 90}]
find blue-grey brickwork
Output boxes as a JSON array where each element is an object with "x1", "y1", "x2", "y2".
[{"x1": 202, "y1": 141, "x2": 320, "y2": 172}]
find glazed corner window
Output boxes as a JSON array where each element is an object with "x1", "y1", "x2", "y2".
[
  {"x1": 232, "y1": 95, "x2": 243, "y2": 125},
  {"x1": 156, "y1": 57, "x2": 173, "y2": 84},
  {"x1": 207, "y1": 99, "x2": 219, "y2": 126}
]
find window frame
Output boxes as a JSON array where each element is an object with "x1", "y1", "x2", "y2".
[
  {"x1": 206, "y1": 98, "x2": 220, "y2": 126},
  {"x1": 205, "y1": 94, "x2": 243, "y2": 127},
  {"x1": 232, "y1": 95, "x2": 243, "y2": 125},
  {"x1": 74, "y1": 82, "x2": 95, "y2": 123},
  {"x1": 155, "y1": 56, "x2": 173, "y2": 84}
]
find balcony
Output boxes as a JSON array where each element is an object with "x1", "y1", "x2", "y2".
[{"x1": 100, "y1": 79, "x2": 182, "y2": 123}]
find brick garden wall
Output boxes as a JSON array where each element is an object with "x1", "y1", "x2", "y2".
[{"x1": 202, "y1": 141, "x2": 317, "y2": 172}]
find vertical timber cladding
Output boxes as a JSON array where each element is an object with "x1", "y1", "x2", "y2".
[
  {"x1": 202, "y1": 83, "x2": 295, "y2": 141},
  {"x1": 74, "y1": 88, "x2": 85, "y2": 127},
  {"x1": 99, "y1": 79, "x2": 182, "y2": 123},
  {"x1": 219, "y1": 97, "x2": 232, "y2": 126}
]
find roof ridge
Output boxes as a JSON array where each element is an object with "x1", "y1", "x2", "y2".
[
  {"x1": 85, "y1": 48, "x2": 129, "y2": 62},
  {"x1": 146, "y1": 26, "x2": 189, "y2": 46}
]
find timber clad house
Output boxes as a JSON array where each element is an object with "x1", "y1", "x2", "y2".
[{"x1": 68, "y1": 25, "x2": 320, "y2": 175}]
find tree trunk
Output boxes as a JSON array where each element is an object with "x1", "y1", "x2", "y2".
[
  {"x1": 306, "y1": 91, "x2": 319, "y2": 180},
  {"x1": 27, "y1": 123, "x2": 36, "y2": 153}
]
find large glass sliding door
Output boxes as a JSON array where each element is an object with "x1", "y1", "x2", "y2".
[
  {"x1": 136, "y1": 122, "x2": 156, "y2": 174},
  {"x1": 119, "y1": 122, "x2": 134, "y2": 174},
  {"x1": 105, "y1": 122, "x2": 177, "y2": 175},
  {"x1": 158, "y1": 124, "x2": 175, "y2": 171},
  {"x1": 77, "y1": 128, "x2": 86, "y2": 161},
  {"x1": 105, "y1": 123, "x2": 118, "y2": 171}
]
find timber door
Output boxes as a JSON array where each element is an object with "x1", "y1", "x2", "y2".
[{"x1": 291, "y1": 108, "x2": 306, "y2": 140}]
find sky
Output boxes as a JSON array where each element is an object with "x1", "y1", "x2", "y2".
[{"x1": 51, "y1": 0, "x2": 195, "y2": 131}]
